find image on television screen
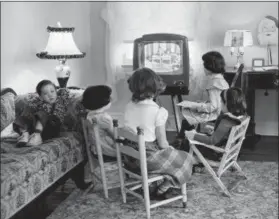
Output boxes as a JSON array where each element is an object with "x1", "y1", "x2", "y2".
[{"x1": 143, "y1": 41, "x2": 183, "y2": 75}]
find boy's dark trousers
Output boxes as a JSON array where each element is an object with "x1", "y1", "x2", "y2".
[{"x1": 13, "y1": 107, "x2": 61, "y2": 141}]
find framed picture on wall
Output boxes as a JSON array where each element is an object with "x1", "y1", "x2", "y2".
[{"x1": 252, "y1": 58, "x2": 265, "y2": 67}]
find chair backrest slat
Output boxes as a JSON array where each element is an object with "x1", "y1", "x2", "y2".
[
  {"x1": 118, "y1": 144, "x2": 141, "y2": 160},
  {"x1": 113, "y1": 121, "x2": 147, "y2": 178}
]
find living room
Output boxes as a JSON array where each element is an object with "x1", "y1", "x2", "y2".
[{"x1": 1, "y1": 1, "x2": 278, "y2": 219}]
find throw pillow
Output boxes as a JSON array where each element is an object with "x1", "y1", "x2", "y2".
[{"x1": 0, "y1": 92, "x2": 16, "y2": 131}]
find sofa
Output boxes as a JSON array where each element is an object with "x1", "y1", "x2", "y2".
[{"x1": 0, "y1": 88, "x2": 88, "y2": 219}]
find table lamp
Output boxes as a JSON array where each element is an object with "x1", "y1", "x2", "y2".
[
  {"x1": 224, "y1": 30, "x2": 253, "y2": 69},
  {"x1": 36, "y1": 22, "x2": 86, "y2": 88}
]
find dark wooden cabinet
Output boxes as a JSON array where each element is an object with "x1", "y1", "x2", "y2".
[{"x1": 224, "y1": 68, "x2": 278, "y2": 149}]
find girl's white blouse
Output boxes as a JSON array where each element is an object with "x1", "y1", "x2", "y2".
[{"x1": 124, "y1": 99, "x2": 168, "y2": 142}]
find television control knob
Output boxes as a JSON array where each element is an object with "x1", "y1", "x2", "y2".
[{"x1": 174, "y1": 81, "x2": 185, "y2": 86}]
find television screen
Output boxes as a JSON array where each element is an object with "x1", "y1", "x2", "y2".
[
  {"x1": 133, "y1": 33, "x2": 190, "y2": 94},
  {"x1": 142, "y1": 41, "x2": 183, "y2": 75}
]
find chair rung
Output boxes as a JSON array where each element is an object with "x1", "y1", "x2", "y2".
[
  {"x1": 125, "y1": 188, "x2": 144, "y2": 200},
  {"x1": 207, "y1": 160, "x2": 220, "y2": 167},
  {"x1": 147, "y1": 175, "x2": 165, "y2": 183},
  {"x1": 228, "y1": 142, "x2": 242, "y2": 154},
  {"x1": 219, "y1": 161, "x2": 235, "y2": 176},
  {"x1": 189, "y1": 140, "x2": 225, "y2": 153},
  {"x1": 129, "y1": 183, "x2": 143, "y2": 191},
  {"x1": 225, "y1": 152, "x2": 238, "y2": 164},
  {"x1": 150, "y1": 195, "x2": 183, "y2": 209},
  {"x1": 123, "y1": 169, "x2": 141, "y2": 180}
]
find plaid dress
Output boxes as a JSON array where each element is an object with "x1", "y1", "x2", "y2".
[{"x1": 124, "y1": 99, "x2": 194, "y2": 187}]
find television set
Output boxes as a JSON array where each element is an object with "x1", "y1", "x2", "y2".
[{"x1": 133, "y1": 33, "x2": 190, "y2": 95}]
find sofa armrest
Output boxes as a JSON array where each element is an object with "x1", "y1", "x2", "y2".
[{"x1": 1, "y1": 88, "x2": 17, "y2": 131}]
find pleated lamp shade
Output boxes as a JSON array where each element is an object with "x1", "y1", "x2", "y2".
[
  {"x1": 37, "y1": 23, "x2": 85, "y2": 59},
  {"x1": 224, "y1": 30, "x2": 253, "y2": 47}
]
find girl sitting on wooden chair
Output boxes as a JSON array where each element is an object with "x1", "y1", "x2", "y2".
[
  {"x1": 124, "y1": 67, "x2": 195, "y2": 199},
  {"x1": 183, "y1": 87, "x2": 248, "y2": 170}
]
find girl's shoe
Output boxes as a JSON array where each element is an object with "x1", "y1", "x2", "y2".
[
  {"x1": 192, "y1": 163, "x2": 205, "y2": 174},
  {"x1": 171, "y1": 136, "x2": 185, "y2": 149},
  {"x1": 16, "y1": 132, "x2": 30, "y2": 147},
  {"x1": 151, "y1": 188, "x2": 173, "y2": 200},
  {"x1": 171, "y1": 137, "x2": 190, "y2": 151},
  {"x1": 27, "y1": 133, "x2": 43, "y2": 146}
]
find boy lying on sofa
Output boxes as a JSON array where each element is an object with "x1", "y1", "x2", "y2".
[{"x1": 13, "y1": 79, "x2": 71, "y2": 147}]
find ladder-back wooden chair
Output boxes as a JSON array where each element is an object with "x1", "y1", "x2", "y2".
[
  {"x1": 189, "y1": 116, "x2": 250, "y2": 197},
  {"x1": 81, "y1": 116, "x2": 119, "y2": 199},
  {"x1": 113, "y1": 120, "x2": 187, "y2": 219}
]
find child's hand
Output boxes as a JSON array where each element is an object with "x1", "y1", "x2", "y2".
[
  {"x1": 204, "y1": 125, "x2": 214, "y2": 135},
  {"x1": 185, "y1": 130, "x2": 197, "y2": 140}
]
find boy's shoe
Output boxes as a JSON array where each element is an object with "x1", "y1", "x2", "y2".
[
  {"x1": 16, "y1": 132, "x2": 30, "y2": 147},
  {"x1": 27, "y1": 133, "x2": 43, "y2": 146}
]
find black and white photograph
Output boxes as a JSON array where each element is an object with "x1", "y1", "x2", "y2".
[{"x1": 0, "y1": 1, "x2": 278, "y2": 219}]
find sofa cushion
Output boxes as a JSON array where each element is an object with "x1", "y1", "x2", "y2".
[
  {"x1": 1, "y1": 132, "x2": 84, "y2": 199},
  {"x1": 1, "y1": 91, "x2": 16, "y2": 132}
]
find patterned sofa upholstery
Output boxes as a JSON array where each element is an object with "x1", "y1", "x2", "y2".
[{"x1": 0, "y1": 88, "x2": 86, "y2": 219}]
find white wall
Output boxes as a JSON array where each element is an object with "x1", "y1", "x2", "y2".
[
  {"x1": 1, "y1": 2, "x2": 106, "y2": 94},
  {"x1": 209, "y1": 2, "x2": 278, "y2": 136},
  {"x1": 109, "y1": 2, "x2": 278, "y2": 136},
  {"x1": 1, "y1": 2, "x2": 278, "y2": 136}
]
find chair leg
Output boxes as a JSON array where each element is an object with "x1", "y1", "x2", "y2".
[
  {"x1": 191, "y1": 145, "x2": 231, "y2": 197},
  {"x1": 119, "y1": 170, "x2": 127, "y2": 203},
  {"x1": 143, "y1": 181, "x2": 151, "y2": 219},
  {"x1": 233, "y1": 162, "x2": 247, "y2": 179},
  {"x1": 181, "y1": 183, "x2": 187, "y2": 208},
  {"x1": 99, "y1": 167, "x2": 109, "y2": 199}
]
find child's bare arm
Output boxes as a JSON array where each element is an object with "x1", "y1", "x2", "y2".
[
  {"x1": 195, "y1": 89, "x2": 221, "y2": 113},
  {"x1": 155, "y1": 107, "x2": 171, "y2": 149},
  {"x1": 155, "y1": 125, "x2": 170, "y2": 149}
]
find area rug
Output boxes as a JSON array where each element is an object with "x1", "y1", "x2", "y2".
[{"x1": 47, "y1": 161, "x2": 278, "y2": 219}]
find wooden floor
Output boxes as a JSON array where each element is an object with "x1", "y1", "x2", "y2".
[
  {"x1": 13, "y1": 134, "x2": 278, "y2": 219},
  {"x1": 239, "y1": 135, "x2": 278, "y2": 162}
]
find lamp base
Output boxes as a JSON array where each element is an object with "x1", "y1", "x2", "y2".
[
  {"x1": 55, "y1": 59, "x2": 71, "y2": 88},
  {"x1": 57, "y1": 77, "x2": 69, "y2": 88},
  {"x1": 234, "y1": 55, "x2": 242, "y2": 70}
]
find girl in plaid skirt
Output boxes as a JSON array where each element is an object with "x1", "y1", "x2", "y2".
[{"x1": 124, "y1": 67, "x2": 194, "y2": 198}]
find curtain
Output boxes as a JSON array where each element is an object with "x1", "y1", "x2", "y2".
[{"x1": 101, "y1": 2, "x2": 213, "y2": 100}]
